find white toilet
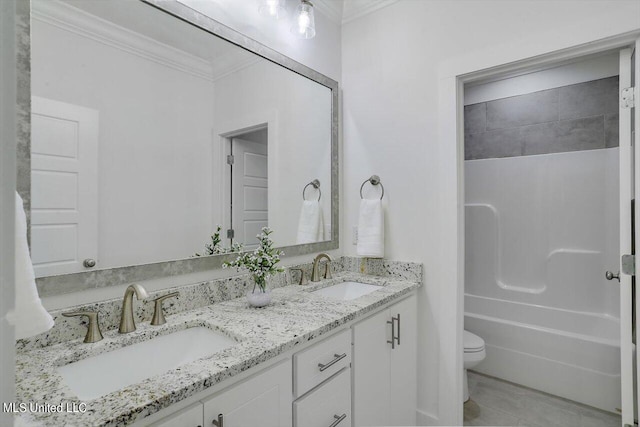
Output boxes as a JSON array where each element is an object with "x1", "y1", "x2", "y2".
[{"x1": 463, "y1": 330, "x2": 486, "y2": 402}]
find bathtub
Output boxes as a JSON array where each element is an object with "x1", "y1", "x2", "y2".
[{"x1": 465, "y1": 293, "x2": 621, "y2": 413}]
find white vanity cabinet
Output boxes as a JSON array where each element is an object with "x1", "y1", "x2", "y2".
[
  {"x1": 202, "y1": 359, "x2": 292, "y2": 427},
  {"x1": 293, "y1": 367, "x2": 351, "y2": 427},
  {"x1": 151, "y1": 403, "x2": 204, "y2": 427},
  {"x1": 353, "y1": 295, "x2": 417, "y2": 427},
  {"x1": 147, "y1": 292, "x2": 417, "y2": 427},
  {"x1": 293, "y1": 329, "x2": 351, "y2": 397}
]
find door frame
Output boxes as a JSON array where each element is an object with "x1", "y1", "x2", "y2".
[
  {"x1": 213, "y1": 111, "x2": 277, "y2": 245},
  {"x1": 447, "y1": 30, "x2": 640, "y2": 425},
  {"x1": 229, "y1": 133, "x2": 269, "y2": 249}
]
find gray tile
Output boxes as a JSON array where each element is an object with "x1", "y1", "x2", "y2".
[
  {"x1": 605, "y1": 113, "x2": 619, "y2": 148},
  {"x1": 517, "y1": 419, "x2": 547, "y2": 427},
  {"x1": 465, "y1": 127, "x2": 523, "y2": 160},
  {"x1": 518, "y1": 395, "x2": 581, "y2": 427},
  {"x1": 465, "y1": 103, "x2": 487, "y2": 136},
  {"x1": 578, "y1": 406, "x2": 621, "y2": 427},
  {"x1": 471, "y1": 374, "x2": 528, "y2": 416},
  {"x1": 487, "y1": 88, "x2": 559, "y2": 130},
  {"x1": 558, "y1": 77, "x2": 618, "y2": 120},
  {"x1": 464, "y1": 400, "x2": 520, "y2": 426},
  {"x1": 468, "y1": 371, "x2": 480, "y2": 395},
  {"x1": 523, "y1": 116, "x2": 604, "y2": 155},
  {"x1": 466, "y1": 373, "x2": 617, "y2": 427},
  {"x1": 601, "y1": 76, "x2": 620, "y2": 115}
]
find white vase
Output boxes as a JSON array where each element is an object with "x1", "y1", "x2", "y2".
[{"x1": 246, "y1": 288, "x2": 272, "y2": 307}]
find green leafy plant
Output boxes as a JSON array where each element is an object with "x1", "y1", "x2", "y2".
[
  {"x1": 195, "y1": 225, "x2": 234, "y2": 256},
  {"x1": 223, "y1": 227, "x2": 285, "y2": 293}
]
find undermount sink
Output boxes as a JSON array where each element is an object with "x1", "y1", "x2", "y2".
[
  {"x1": 57, "y1": 327, "x2": 237, "y2": 400},
  {"x1": 311, "y1": 281, "x2": 381, "y2": 301}
]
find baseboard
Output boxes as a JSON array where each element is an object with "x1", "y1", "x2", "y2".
[{"x1": 416, "y1": 408, "x2": 440, "y2": 426}]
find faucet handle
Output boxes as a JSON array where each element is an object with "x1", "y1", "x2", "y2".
[
  {"x1": 151, "y1": 292, "x2": 179, "y2": 326},
  {"x1": 62, "y1": 310, "x2": 104, "y2": 343},
  {"x1": 289, "y1": 268, "x2": 308, "y2": 285}
]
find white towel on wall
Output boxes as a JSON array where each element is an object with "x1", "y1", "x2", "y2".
[
  {"x1": 357, "y1": 199, "x2": 384, "y2": 258},
  {"x1": 296, "y1": 200, "x2": 324, "y2": 244},
  {"x1": 6, "y1": 192, "x2": 54, "y2": 339}
]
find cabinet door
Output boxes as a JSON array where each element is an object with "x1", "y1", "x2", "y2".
[
  {"x1": 203, "y1": 360, "x2": 292, "y2": 427},
  {"x1": 389, "y1": 295, "x2": 417, "y2": 426},
  {"x1": 294, "y1": 368, "x2": 351, "y2": 427},
  {"x1": 353, "y1": 308, "x2": 392, "y2": 427},
  {"x1": 151, "y1": 403, "x2": 203, "y2": 427}
]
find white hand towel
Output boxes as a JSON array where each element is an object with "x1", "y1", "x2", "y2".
[
  {"x1": 6, "y1": 192, "x2": 54, "y2": 339},
  {"x1": 296, "y1": 200, "x2": 324, "y2": 244},
  {"x1": 357, "y1": 199, "x2": 384, "y2": 258}
]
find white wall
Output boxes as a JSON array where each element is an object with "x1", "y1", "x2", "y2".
[
  {"x1": 465, "y1": 149, "x2": 620, "y2": 318},
  {"x1": 341, "y1": 1, "x2": 640, "y2": 425},
  {"x1": 213, "y1": 59, "x2": 332, "y2": 247},
  {"x1": 464, "y1": 51, "x2": 620, "y2": 105}
]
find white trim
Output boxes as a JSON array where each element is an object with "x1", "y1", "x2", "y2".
[
  {"x1": 212, "y1": 111, "x2": 279, "y2": 246},
  {"x1": 416, "y1": 408, "x2": 440, "y2": 426},
  {"x1": 31, "y1": 0, "x2": 214, "y2": 81},
  {"x1": 444, "y1": 30, "x2": 640, "y2": 426},
  {"x1": 313, "y1": 0, "x2": 343, "y2": 25},
  {"x1": 341, "y1": 0, "x2": 398, "y2": 25},
  {"x1": 211, "y1": 55, "x2": 262, "y2": 83}
]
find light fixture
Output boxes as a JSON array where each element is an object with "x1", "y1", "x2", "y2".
[
  {"x1": 259, "y1": 0, "x2": 286, "y2": 19},
  {"x1": 291, "y1": 0, "x2": 316, "y2": 39}
]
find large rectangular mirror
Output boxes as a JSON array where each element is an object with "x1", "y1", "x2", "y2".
[{"x1": 26, "y1": 0, "x2": 338, "y2": 295}]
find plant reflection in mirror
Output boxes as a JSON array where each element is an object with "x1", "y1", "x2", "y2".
[{"x1": 194, "y1": 225, "x2": 242, "y2": 256}]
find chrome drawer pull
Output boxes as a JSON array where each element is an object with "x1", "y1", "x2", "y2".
[
  {"x1": 212, "y1": 413, "x2": 223, "y2": 427},
  {"x1": 387, "y1": 314, "x2": 400, "y2": 349},
  {"x1": 329, "y1": 413, "x2": 347, "y2": 427},
  {"x1": 318, "y1": 353, "x2": 347, "y2": 371}
]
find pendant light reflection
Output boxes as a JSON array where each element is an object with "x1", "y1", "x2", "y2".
[
  {"x1": 259, "y1": 0, "x2": 286, "y2": 19},
  {"x1": 291, "y1": 0, "x2": 316, "y2": 39}
]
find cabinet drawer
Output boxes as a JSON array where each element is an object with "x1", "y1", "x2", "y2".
[
  {"x1": 151, "y1": 403, "x2": 203, "y2": 427},
  {"x1": 294, "y1": 368, "x2": 351, "y2": 427},
  {"x1": 293, "y1": 329, "x2": 351, "y2": 397}
]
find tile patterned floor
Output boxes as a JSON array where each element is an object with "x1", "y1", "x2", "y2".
[{"x1": 464, "y1": 371, "x2": 622, "y2": 427}]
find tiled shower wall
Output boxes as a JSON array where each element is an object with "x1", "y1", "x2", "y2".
[{"x1": 464, "y1": 76, "x2": 619, "y2": 160}]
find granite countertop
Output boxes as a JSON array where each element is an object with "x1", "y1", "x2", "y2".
[{"x1": 15, "y1": 271, "x2": 419, "y2": 427}]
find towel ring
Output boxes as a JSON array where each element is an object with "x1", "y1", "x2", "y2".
[
  {"x1": 360, "y1": 175, "x2": 384, "y2": 200},
  {"x1": 303, "y1": 179, "x2": 321, "y2": 201}
]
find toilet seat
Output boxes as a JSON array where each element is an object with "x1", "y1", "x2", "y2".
[{"x1": 464, "y1": 330, "x2": 485, "y2": 353}]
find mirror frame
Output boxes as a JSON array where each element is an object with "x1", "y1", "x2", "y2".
[{"x1": 24, "y1": 0, "x2": 339, "y2": 297}]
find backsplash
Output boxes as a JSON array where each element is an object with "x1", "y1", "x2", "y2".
[
  {"x1": 342, "y1": 257, "x2": 423, "y2": 282},
  {"x1": 18, "y1": 257, "x2": 422, "y2": 351}
]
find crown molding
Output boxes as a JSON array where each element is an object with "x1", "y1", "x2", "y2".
[
  {"x1": 313, "y1": 0, "x2": 344, "y2": 24},
  {"x1": 211, "y1": 55, "x2": 262, "y2": 82},
  {"x1": 341, "y1": 0, "x2": 398, "y2": 24},
  {"x1": 32, "y1": 0, "x2": 214, "y2": 81}
]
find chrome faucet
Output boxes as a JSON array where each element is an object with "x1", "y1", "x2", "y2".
[
  {"x1": 119, "y1": 284, "x2": 148, "y2": 333},
  {"x1": 311, "y1": 253, "x2": 333, "y2": 282}
]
